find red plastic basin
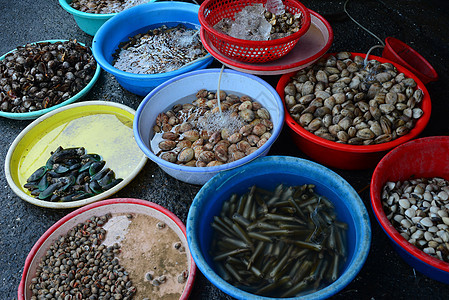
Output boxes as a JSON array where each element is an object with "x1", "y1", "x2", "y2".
[
  {"x1": 382, "y1": 37, "x2": 438, "y2": 84},
  {"x1": 276, "y1": 52, "x2": 431, "y2": 170},
  {"x1": 370, "y1": 136, "x2": 449, "y2": 283},
  {"x1": 18, "y1": 198, "x2": 197, "y2": 300}
]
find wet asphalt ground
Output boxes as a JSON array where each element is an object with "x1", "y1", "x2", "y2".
[{"x1": 1, "y1": 0, "x2": 449, "y2": 299}]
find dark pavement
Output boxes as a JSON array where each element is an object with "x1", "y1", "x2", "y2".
[{"x1": 1, "y1": 0, "x2": 449, "y2": 299}]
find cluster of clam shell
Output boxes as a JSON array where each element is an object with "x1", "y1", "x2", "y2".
[
  {"x1": 214, "y1": 4, "x2": 302, "y2": 41},
  {"x1": 29, "y1": 214, "x2": 136, "y2": 299},
  {"x1": 264, "y1": 11, "x2": 303, "y2": 38},
  {"x1": 70, "y1": 0, "x2": 150, "y2": 14},
  {"x1": 382, "y1": 177, "x2": 449, "y2": 263},
  {"x1": 284, "y1": 52, "x2": 424, "y2": 145},
  {"x1": 0, "y1": 40, "x2": 96, "y2": 113},
  {"x1": 151, "y1": 89, "x2": 273, "y2": 167}
]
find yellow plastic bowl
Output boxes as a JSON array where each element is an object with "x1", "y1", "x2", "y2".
[{"x1": 5, "y1": 101, "x2": 147, "y2": 209}]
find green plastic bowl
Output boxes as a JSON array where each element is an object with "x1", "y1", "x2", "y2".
[
  {"x1": 59, "y1": 0, "x2": 156, "y2": 36},
  {"x1": 0, "y1": 40, "x2": 100, "y2": 120}
]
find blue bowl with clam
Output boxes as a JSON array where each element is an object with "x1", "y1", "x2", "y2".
[
  {"x1": 133, "y1": 68, "x2": 285, "y2": 185},
  {"x1": 92, "y1": 1, "x2": 213, "y2": 96},
  {"x1": 186, "y1": 156, "x2": 372, "y2": 300}
]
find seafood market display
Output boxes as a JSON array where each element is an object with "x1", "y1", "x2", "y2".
[
  {"x1": 29, "y1": 214, "x2": 136, "y2": 299},
  {"x1": 112, "y1": 24, "x2": 208, "y2": 74},
  {"x1": 24, "y1": 146, "x2": 123, "y2": 202},
  {"x1": 151, "y1": 89, "x2": 273, "y2": 167},
  {"x1": 210, "y1": 184, "x2": 348, "y2": 297},
  {"x1": 69, "y1": 0, "x2": 153, "y2": 14},
  {"x1": 0, "y1": 40, "x2": 96, "y2": 114},
  {"x1": 213, "y1": 3, "x2": 303, "y2": 41},
  {"x1": 5, "y1": 0, "x2": 445, "y2": 298},
  {"x1": 284, "y1": 52, "x2": 425, "y2": 145},
  {"x1": 382, "y1": 177, "x2": 449, "y2": 263}
]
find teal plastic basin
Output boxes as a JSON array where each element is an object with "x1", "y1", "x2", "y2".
[
  {"x1": 0, "y1": 40, "x2": 100, "y2": 120},
  {"x1": 59, "y1": 0, "x2": 157, "y2": 36}
]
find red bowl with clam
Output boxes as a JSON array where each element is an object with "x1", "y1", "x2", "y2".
[
  {"x1": 276, "y1": 52, "x2": 431, "y2": 170},
  {"x1": 370, "y1": 136, "x2": 449, "y2": 283},
  {"x1": 18, "y1": 198, "x2": 196, "y2": 299}
]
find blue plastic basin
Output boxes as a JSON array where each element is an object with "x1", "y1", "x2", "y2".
[
  {"x1": 133, "y1": 68, "x2": 285, "y2": 185},
  {"x1": 92, "y1": 2, "x2": 213, "y2": 96},
  {"x1": 186, "y1": 156, "x2": 372, "y2": 300}
]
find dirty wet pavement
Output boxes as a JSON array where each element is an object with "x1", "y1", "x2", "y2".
[{"x1": 1, "y1": 0, "x2": 449, "y2": 299}]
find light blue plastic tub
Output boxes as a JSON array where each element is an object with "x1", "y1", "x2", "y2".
[
  {"x1": 133, "y1": 68, "x2": 285, "y2": 185},
  {"x1": 92, "y1": 2, "x2": 214, "y2": 96},
  {"x1": 0, "y1": 40, "x2": 100, "y2": 120},
  {"x1": 186, "y1": 155, "x2": 372, "y2": 300},
  {"x1": 59, "y1": 0, "x2": 157, "y2": 36}
]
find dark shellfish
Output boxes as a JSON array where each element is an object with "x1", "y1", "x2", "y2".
[
  {"x1": 26, "y1": 166, "x2": 47, "y2": 182},
  {"x1": 0, "y1": 41, "x2": 97, "y2": 114},
  {"x1": 24, "y1": 146, "x2": 123, "y2": 202}
]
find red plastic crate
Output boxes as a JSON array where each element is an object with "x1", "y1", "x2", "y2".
[{"x1": 199, "y1": 0, "x2": 311, "y2": 63}]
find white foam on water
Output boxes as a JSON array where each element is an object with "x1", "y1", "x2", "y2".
[
  {"x1": 101, "y1": 215, "x2": 132, "y2": 247},
  {"x1": 197, "y1": 110, "x2": 245, "y2": 135}
]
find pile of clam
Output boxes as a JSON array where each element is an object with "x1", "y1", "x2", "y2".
[
  {"x1": 382, "y1": 177, "x2": 449, "y2": 263},
  {"x1": 284, "y1": 52, "x2": 424, "y2": 145},
  {"x1": 264, "y1": 10, "x2": 303, "y2": 38},
  {"x1": 29, "y1": 214, "x2": 136, "y2": 299},
  {"x1": 151, "y1": 89, "x2": 273, "y2": 167},
  {"x1": 0, "y1": 40, "x2": 96, "y2": 113},
  {"x1": 69, "y1": 0, "x2": 151, "y2": 14},
  {"x1": 214, "y1": 4, "x2": 303, "y2": 41}
]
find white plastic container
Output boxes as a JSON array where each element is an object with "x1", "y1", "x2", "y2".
[{"x1": 133, "y1": 69, "x2": 285, "y2": 185}]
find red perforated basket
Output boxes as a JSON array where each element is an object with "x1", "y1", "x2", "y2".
[{"x1": 199, "y1": 0, "x2": 311, "y2": 63}]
